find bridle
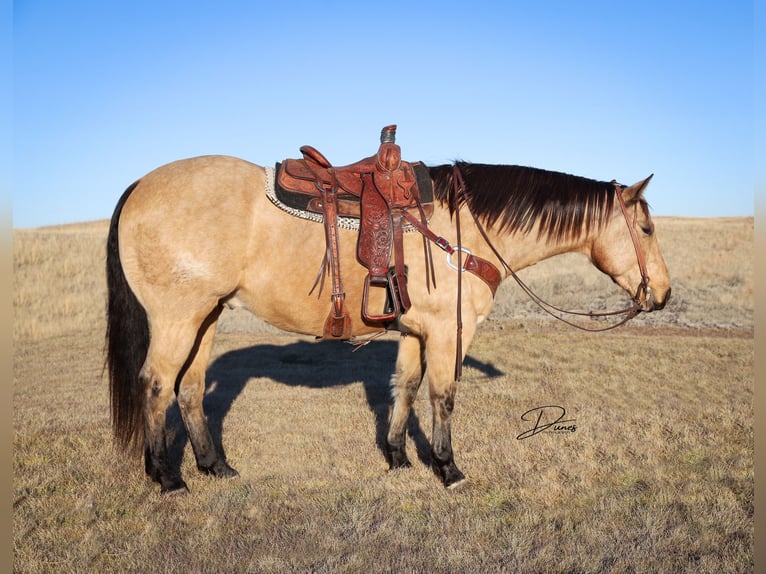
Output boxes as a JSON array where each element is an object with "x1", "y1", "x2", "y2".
[{"x1": 614, "y1": 180, "x2": 652, "y2": 311}]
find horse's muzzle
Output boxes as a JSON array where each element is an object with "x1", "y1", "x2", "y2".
[{"x1": 639, "y1": 286, "x2": 671, "y2": 312}]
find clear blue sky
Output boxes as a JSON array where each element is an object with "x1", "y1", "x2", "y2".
[{"x1": 12, "y1": 0, "x2": 754, "y2": 228}]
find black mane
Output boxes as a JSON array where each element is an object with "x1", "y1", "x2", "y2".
[{"x1": 429, "y1": 162, "x2": 617, "y2": 243}]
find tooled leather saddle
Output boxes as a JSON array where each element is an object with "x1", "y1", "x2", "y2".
[{"x1": 275, "y1": 125, "x2": 434, "y2": 340}]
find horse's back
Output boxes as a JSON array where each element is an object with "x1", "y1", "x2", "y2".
[{"x1": 117, "y1": 156, "x2": 265, "y2": 315}]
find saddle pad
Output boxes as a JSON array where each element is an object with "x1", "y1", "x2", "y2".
[{"x1": 264, "y1": 167, "x2": 432, "y2": 232}]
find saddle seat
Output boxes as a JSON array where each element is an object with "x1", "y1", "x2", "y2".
[{"x1": 275, "y1": 125, "x2": 433, "y2": 340}]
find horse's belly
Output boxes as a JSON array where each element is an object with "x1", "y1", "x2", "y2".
[
  {"x1": 234, "y1": 223, "x2": 387, "y2": 337},
  {"x1": 235, "y1": 273, "x2": 387, "y2": 337}
]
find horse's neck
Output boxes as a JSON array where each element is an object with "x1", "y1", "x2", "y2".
[{"x1": 492, "y1": 224, "x2": 591, "y2": 272}]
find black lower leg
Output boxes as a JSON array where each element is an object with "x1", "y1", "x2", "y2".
[
  {"x1": 181, "y1": 410, "x2": 238, "y2": 478},
  {"x1": 191, "y1": 434, "x2": 238, "y2": 478},
  {"x1": 431, "y1": 434, "x2": 465, "y2": 488},
  {"x1": 143, "y1": 404, "x2": 188, "y2": 494},
  {"x1": 189, "y1": 432, "x2": 238, "y2": 478},
  {"x1": 387, "y1": 378, "x2": 422, "y2": 469},
  {"x1": 386, "y1": 430, "x2": 412, "y2": 469},
  {"x1": 144, "y1": 429, "x2": 188, "y2": 495},
  {"x1": 431, "y1": 393, "x2": 465, "y2": 488}
]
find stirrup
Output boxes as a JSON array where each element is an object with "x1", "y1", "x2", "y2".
[{"x1": 361, "y1": 275, "x2": 399, "y2": 324}]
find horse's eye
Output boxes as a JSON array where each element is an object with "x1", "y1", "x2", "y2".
[{"x1": 641, "y1": 225, "x2": 654, "y2": 236}]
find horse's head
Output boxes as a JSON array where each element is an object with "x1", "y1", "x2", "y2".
[{"x1": 589, "y1": 175, "x2": 671, "y2": 312}]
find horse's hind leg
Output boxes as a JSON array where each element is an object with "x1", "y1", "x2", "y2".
[
  {"x1": 176, "y1": 305, "x2": 238, "y2": 479},
  {"x1": 386, "y1": 334, "x2": 425, "y2": 469},
  {"x1": 141, "y1": 318, "x2": 207, "y2": 494}
]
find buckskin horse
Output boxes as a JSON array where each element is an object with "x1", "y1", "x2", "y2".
[{"x1": 106, "y1": 127, "x2": 671, "y2": 494}]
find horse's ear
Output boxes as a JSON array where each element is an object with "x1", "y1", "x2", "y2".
[{"x1": 621, "y1": 174, "x2": 654, "y2": 202}]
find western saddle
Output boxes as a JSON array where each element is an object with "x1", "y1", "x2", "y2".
[{"x1": 276, "y1": 125, "x2": 434, "y2": 340}]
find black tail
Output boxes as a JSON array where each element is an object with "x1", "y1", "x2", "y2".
[{"x1": 105, "y1": 180, "x2": 149, "y2": 455}]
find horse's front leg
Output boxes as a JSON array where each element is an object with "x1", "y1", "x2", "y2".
[
  {"x1": 425, "y1": 328, "x2": 471, "y2": 488},
  {"x1": 386, "y1": 333, "x2": 425, "y2": 469},
  {"x1": 429, "y1": 380, "x2": 464, "y2": 488}
]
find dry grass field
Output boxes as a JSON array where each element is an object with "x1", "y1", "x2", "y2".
[{"x1": 13, "y1": 216, "x2": 753, "y2": 573}]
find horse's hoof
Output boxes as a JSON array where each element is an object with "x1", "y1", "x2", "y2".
[
  {"x1": 160, "y1": 479, "x2": 189, "y2": 496},
  {"x1": 388, "y1": 450, "x2": 413, "y2": 470},
  {"x1": 216, "y1": 464, "x2": 239, "y2": 479},
  {"x1": 434, "y1": 461, "x2": 465, "y2": 488},
  {"x1": 446, "y1": 475, "x2": 467, "y2": 490},
  {"x1": 200, "y1": 460, "x2": 239, "y2": 479}
]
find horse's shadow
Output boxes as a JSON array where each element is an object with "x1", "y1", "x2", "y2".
[{"x1": 167, "y1": 339, "x2": 503, "y2": 474}]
